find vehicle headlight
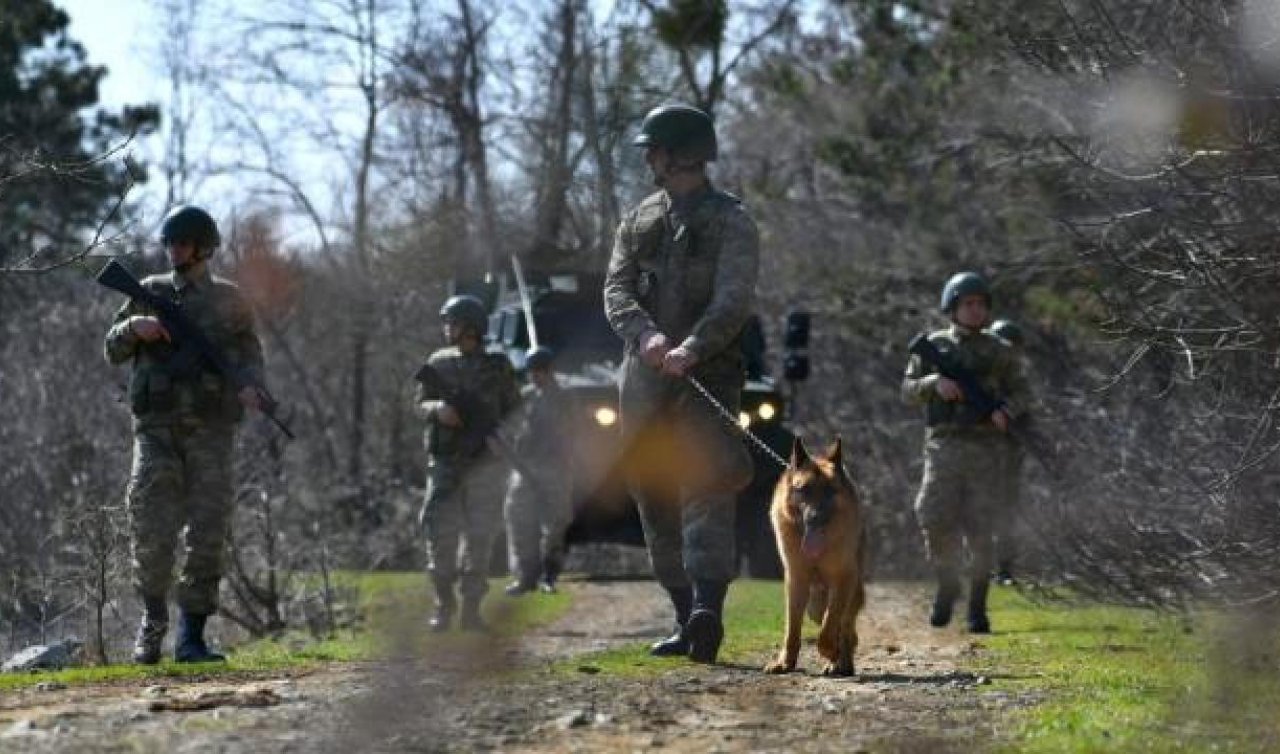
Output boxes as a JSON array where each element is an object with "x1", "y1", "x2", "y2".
[
  {"x1": 595, "y1": 406, "x2": 618, "y2": 427},
  {"x1": 757, "y1": 402, "x2": 777, "y2": 421},
  {"x1": 738, "y1": 411, "x2": 751, "y2": 428}
]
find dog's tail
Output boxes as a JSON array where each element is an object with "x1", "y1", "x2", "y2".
[{"x1": 806, "y1": 584, "x2": 828, "y2": 624}]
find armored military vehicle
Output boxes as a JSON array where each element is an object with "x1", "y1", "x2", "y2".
[{"x1": 475, "y1": 268, "x2": 806, "y2": 578}]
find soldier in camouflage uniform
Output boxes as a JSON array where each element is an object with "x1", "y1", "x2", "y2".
[
  {"x1": 502, "y1": 346, "x2": 577, "y2": 596},
  {"x1": 987, "y1": 319, "x2": 1026, "y2": 586},
  {"x1": 414, "y1": 295, "x2": 520, "y2": 632},
  {"x1": 902, "y1": 272, "x2": 1028, "y2": 634},
  {"x1": 604, "y1": 103, "x2": 758, "y2": 665},
  {"x1": 104, "y1": 205, "x2": 267, "y2": 664}
]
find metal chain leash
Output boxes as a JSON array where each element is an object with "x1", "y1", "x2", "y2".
[{"x1": 685, "y1": 375, "x2": 789, "y2": 470}]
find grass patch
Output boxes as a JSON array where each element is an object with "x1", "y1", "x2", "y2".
[
  {"x1": 975, "y1": 588, "x2": 1280, "y2": 753},
  {"x1": 555, "y1": 579, "x2": 787, "y2": 678},
  {"x1": 0, "y1": 573, "x2": 572, "y2": 692}
]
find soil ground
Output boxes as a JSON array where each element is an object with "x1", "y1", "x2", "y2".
[{"x1": 0, "y1": 581, "x2": 1033, "y2": 753}]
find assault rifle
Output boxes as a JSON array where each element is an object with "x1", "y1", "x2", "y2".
[
  {"x1": 413, "y1": 362, "x2": 541, "y2": 481},
  {"x1": 908, "y1": 333, "x2": 1058, "y2": 478},
  {"x1": 97, "y1": 260, "x2": 295, "y2": 439}
]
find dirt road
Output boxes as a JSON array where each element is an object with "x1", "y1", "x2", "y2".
[{"x1": 0, "y1": 581, "x2": 1029, "y2": 753}]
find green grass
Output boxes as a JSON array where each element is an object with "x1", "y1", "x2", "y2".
[
  {"x1": 557, "y1": 580, "x2": 1280, "y2": 753},
  {"x1": 552, "y1": 579, "x2": 791, "y2": 678},
  {"x1": 0, "y1": 572, "x2": 572, "y2": 692},
  {"x1": 977, "y1": 588, "x2": 1280, "y2": 753},
  {"x1": 13, "y1": 575, "x2": 1279, "y2": 754}
]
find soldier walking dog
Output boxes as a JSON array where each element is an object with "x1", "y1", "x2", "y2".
[
  {"x1": 763, "y1": 437, "x2": 866, "y2": 677},
  {"x1": 604, "y1": 103, "x2": 759, "y2": 664}
]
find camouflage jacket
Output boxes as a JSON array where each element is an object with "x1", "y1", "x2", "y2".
[
  {"x1": 414, "y1": 346, "x2": 520, "y2": 458},
  {"x1": 901, "y1": 324, "x2": 1029, "y2": 438},
  {"x1": 103, "y1": 268, "x2": 264, "y2": 428},
  {"x1": 603, "y1": 184, "x2": 760, "y2": 381},
  {"x1": 510, "y1": 379, "x2": 576, "y2": 468}
]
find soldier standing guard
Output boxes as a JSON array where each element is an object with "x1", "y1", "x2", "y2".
[
  {"x1": 987, "y1": 318, "x2": 1027, "y2": 586},
  {"x1": 104, "y1": 205, "x2": 268, "y2": 664},
  {"x1": 604, "y1": 103, "x2": 759, "y2": 665},
  {"x1": 902, "y1": 272, "x2": 1029, "y2": 634},
  {"x1": 502, "y1": 346, "x2": 577, "y2": 596},
  {"x1": 414, "y1": 295, "x2": 520, "y2": 632}
]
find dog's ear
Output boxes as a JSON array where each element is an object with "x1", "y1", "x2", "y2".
[
  {"x1": 824, "y1": 435, "x2": 843, "y2": 468},
  {"x1": 790, "y1": 435, "x2": 811, "y2": 469}
]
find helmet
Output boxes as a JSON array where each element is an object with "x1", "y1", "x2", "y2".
[
  {"x1": 525, "y1": 346, "x2": 556, "y2": 371},
  {"x1": 633, "y1": 103, "x2": 717, "y2": 162},
  {"x1": 439, "y1": 295, "x2": 488, "y2": 335},
  {"x1": 939, "y1": 271, "x2": 991, "y2": 313},
  {"x1": 160, "y1": 205, "x2": 221, "y2": 254},
  {"x1": 989, "y1": 319, "x2": 1024, "y2": 346}
]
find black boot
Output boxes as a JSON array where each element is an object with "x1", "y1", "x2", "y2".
[
  {"x1": 174, "y1": 611, "x2": 226, "y2": 663},
  {"x1": 458, "y1": 597, "x2": 487, "y2": 632},
  {"x1": 994, "y1": 559, "x2": 1016, "y2": 587},
  {"x1": 930, "y1": 570, "x2": 961, "y2": 628},
  {"x1": 967, "y1": 576, "x2": 991, "y2": 634},
  {"x1": 429, "y1": 576, "x2": 456, "y2": 633},
  {"x1": 132, "y1": 597, "x2": 168, "y2": 665},
  {"x1": 649, "y1": 586, "x2": 693, "y2": 657},
  {"x1": 539, "y1": 556, "x2": 562, "y2": 594},
  {"x1": 687, "y1": 580, "x2": 728, "y2": 664}
]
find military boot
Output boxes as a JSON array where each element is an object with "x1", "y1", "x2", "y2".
[
  {"x1": 687, "y1": 580, "x2": 728, "y2": 664},
  {"x1": 539, "y1": 556, "x2": 562, "y2": 594},
  {"x1": 458, "y1": 597, "x2": 487, "y2": 632},
  {"x1": 132, "y1": 597, "x2": 168, "y2": 665},
  {"x1": 429, "y1": 577, "x2": 456, "y2": 633},
  {"x1": 174, "y1": 611, "x2": 226, "y2": 663},
  {"x1": 967, "y1": 576, "x2": 992, "y2": 634},
  {"x1": 994, "y1": 559, "x2": 1016, "y2": 587},
  {"x1": 929, "y1": 569, "x2": 962, "y2": 628},
  {"x1": 649, "y1": 586, "x2": 693, "y2": 657}
]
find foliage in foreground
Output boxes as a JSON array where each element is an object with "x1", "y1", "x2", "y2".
[{"x1": 0, "y1": 572, "x2": 571, "y2": 691}]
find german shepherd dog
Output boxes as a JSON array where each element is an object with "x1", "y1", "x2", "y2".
[{"x1": 763, "y1": 437, "x2": 866, "y2": 677}]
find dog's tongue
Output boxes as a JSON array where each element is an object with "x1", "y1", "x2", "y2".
[{"x1": 802, "y1": 529, "x2": 827, "y2": 560}]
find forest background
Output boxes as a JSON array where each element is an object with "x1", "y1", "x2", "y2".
[{"x1": 4, "y1": 0, "x2": 1280, "y2": 663}]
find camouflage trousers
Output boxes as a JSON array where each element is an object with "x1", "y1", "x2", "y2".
[
  {"x1": 993, "y1": 442, "x2": 1026, "y2": 567},
  {"x1": 421, "y1": 454, "x2": 508, "y2": 600},
  {"x1": 503, "y1": 467, "x2": 574, "y2": 583},
  {"x1": 620, "y1": 357, "x2": 754, "y2": 590},
  {"x1": 913, "y1": 432, "x2": 1006, "y2": 579},
  {"x1": 125, "y1": 422, "x2": 235, "y2": 615}
]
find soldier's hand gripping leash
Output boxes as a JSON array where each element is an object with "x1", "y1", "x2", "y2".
[
  {"x1": 685, "y1": 375, "x2": 788, "y2": 470},
  {"x1": 907, "y1": 333, "x2": 1058, "y2": 478},
  {"x1": 96, "y1": 259, "x2": 295, "y2": 439},
  {"x1": 413, "y1": 362, "x2": 542, "y2": 484}
]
